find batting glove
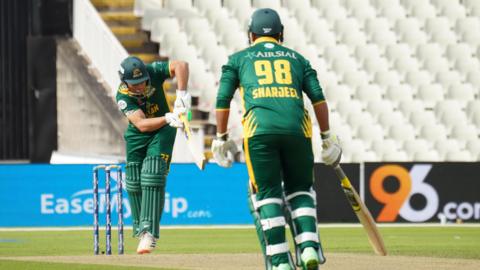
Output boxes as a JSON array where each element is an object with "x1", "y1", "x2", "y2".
[
  {"x1": 165, "y1": 112, "x2": 183, "y2": 128},
  {"x1": 212, "y1": 133, "x2": 238, "y2": 168},
  {"x1": 173, "y1": 90, "x2": 191, "y2": 115},
  {"x1": 321, "y1": 131, "x2": 342, "y2": 166}
]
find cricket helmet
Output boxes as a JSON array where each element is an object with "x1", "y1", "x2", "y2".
[
  {"x1": 119, "y1": 56, "x2": 150, "y2": 85},
  {"x1": 248, "y1": 8, "x2": 284, "y2": 36}
]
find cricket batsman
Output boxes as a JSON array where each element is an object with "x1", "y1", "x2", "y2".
[
  {"x1": 116, "y1": 56, "x2": 191, "y2": 254},
  {"x1": 212, "y1": 8, "x2": 342, "y2": 270}
]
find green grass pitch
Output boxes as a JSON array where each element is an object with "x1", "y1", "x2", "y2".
[{"x1": 0, "y1": 226, "x2": 479, "y2": 269}]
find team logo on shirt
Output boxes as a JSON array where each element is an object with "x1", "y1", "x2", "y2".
[
  {"x1": 264, "y1": 43, "x2": 275, "y2": 49},
  {"x1": 117, "y1": 100, "x2": 127, "y2": 110}
]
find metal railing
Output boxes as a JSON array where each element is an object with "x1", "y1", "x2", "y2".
[{"x1": 73, "y1": 0, "x2": 128, "y2": 95}]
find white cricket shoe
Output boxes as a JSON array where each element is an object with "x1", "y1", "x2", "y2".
[
  {"x1": 272, "y1": 263, "x2": 293, "y2": 270},
  {"x1": 136, "y1": 232, "x2": 156, "y2": 254},
  {"x1": 301, "y1": 247, "x2": 319, "y2": 270}
]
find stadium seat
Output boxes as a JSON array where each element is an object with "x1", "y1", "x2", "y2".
[
  {"x1": 363, "y1": 57, "x2": 390, "y2": 76},
  {"x1": 312, "y1": 0, "x2": 341, "y2": 10},
  {"x1": 164, "y1": 0, "x2": 192, "y2": 10},
  {"x1": 371, "y1": 138, "x2": 399, "y2": 157},
  {"x1": 420, "y1": 123, "x2": 448, "y2": 142},
  {"x1": 466, "y1": 140, "x2": 480, "y2": 160},
  {"x1": 445, "y1": 43, "x2": 474, "y2": 64},
  {"x1": 323, "y1": 45, "x2": 351, "y2": 65},
  {"x1": 346, "y1": 111, "x2": 375, "y2": 132},
  {"x1": 321, "y1": 5, "x2": 348, "y2": 22},
  {"x1": 194, "y1": 0, "x2": 222, "y2": 13},
  {"x1": 336, "y1": 100, "x2": 363, "y2": 116},
  {"x1": 455, "y1": 18, "x2": 480, "y2": 37},
  {"x1": 383, "y1": 150, "x2": 409, "y2": 162},
  {"x1": 367, "y1": 99, "x2": 395, "y2": 116},
  {"x1": 364, "y1": 18, "x2": 391, "y2": 38},
  {"x1": 159, "y1": 32, "x2": 189, "y2": 56},
  {"x1": 355, "y1": 84, "x2": 383, "y2": 103},
  {"x1": 388, "y1": 123, "x2": 416, "y2": 142},
  {"x1": 324, "y1": 85, "x2": 351, "y2": 105},
  {"x1": 454, "y1": 57, "x2": 480, "y2": 74},
  {"x1": 350, "y1": 5, "x2": 376, "y2": 25},
  {"x1": 379, "y1": 110, "x2": 407, "y2": 128},
  {"x1": 398, "y1": 100, "x2": 425, "y2": 118},
  {"x1": 423, "y1": 57, "x2": 450, "y2": 75},
  {"x1": 434, "y1": 139, "x2": 461, "y2": 159},
  {"x1": 341, "y1": 139, "x2": 367, "y2": 162},
  {"x1": 253, "y1": 0, "x2": 281, "y2": 10},
  {"x1": 445, "y1": 150, "x2": 472, "y2": 161},
  {"x1": 394, "y1": 56, "x2": 421, "y2": 76},
  {"x1": 357, "y1": 124, "x2": 385, "y2": 147},
  {"x1": 413, "y1": 150, "x2": 441, "y2": 161},
  {"x1": 435, "y1": 70, "x2": 463, "y2": 88},
  {"x1": 374, "y1": 70, "x2": 402, "y2": 89},
  {"x1": 183, "y1": 17, "x2": 210, "y2": 35},
  {"x1": 403, "y1": 138, "x2": 431, "y2": 159},
  {"x1": 405, "y1": 71, "x2": 432, "y2": 88},
  {"x1": 416, "y1": 43, "x2": 443, "y2": 64},
  {"x1": 370, "y1": 31, "x2": 398, "y2": 48},
  {"x1": 410, "y1": 2, "x2": 437, "y2": 21},
  {"x1": 447, "y1": 83, "x2": 475, "y2": 102},
  {"x1": 379, "y1": 5, "x2": 407, "y2": 25},
  {"x1": 342, "y1": 70, "x2": 369, "y2": 89},
  {"x1": 466, "y1": 100, "x2": 480, "y2": 118},
  {"x1": 150, "y1": 17, "x2": 180, "y2": 43},
  {"x1": 355, "y1": 44, "x2": 382, "y2": 64},
  {"x1": 462, "y1": 31, "x2": 480, "y2": 49},
  {"x1": 385, "y1": 43, "x2": 412, "y2": 62},
  {"x1": 424, "y1": 17, "x2": 451, "y2": 34},
  {"x1": 410, "y1": 111, "x2": 437, "y2": 132},
  {"x1": 310, "y1": 30, "x2": 337, "y2": 52},
  {"x1": 141, "y1": 8, "x2": 170, "y2": 31},
  {"x1": 222, "y1": 32, "x2": 248, "y2": 53},
  {"x1": 417, "y1": 84, "x2": 443, "y2": 108},
  {"x1": 134, "y1": 0, "x2": 163, "y2": 17},
  {"x1": 386, "y1": 85, "x2": 414, "y2": 104},
  {"x1": 283, "y1": 0, "x2": 311, "y2": 12},
  {"x1": 439, "y1": 2, "x2": 466, "y2": 22},
  {"x1": 451, "y1": 124, "x2": 478, "y2": 142},
  {"x1": 430, "y1": 30, "x2": 458, "y2": 47}
]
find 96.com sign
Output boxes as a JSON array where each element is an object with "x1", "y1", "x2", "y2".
[{"x1": 365, "y1": 163, "x2": 480, "y2": 223}]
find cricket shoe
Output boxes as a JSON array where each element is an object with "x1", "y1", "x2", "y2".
[
  {"x1": 272, "y1": 263, "x2": 293, "y2": 270},
  {"x1": 136, "y1": 232, "x2": 156, "y2": 254},
  {"x1": 301, "y1": 247, "x2": 319, "y2": 270}
]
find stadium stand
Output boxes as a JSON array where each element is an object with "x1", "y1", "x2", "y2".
[{"x1": 91, "y1": 0, "x2": 479, "y2": 162}]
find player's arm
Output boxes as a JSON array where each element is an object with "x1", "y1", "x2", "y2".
[
  {"x1": 169, "y1": 60, "x2": 189, "y2": 91},
  {"x1": 126, "y1": 109, "x2": 168, "y2": 133},
  {"x1": 213, "y1": 56, "x2": 240, "y2": 168},
  {"x1": 302, "y1": 59, "x2": 341, "y2": 166},
  {"x1": 215, "y1": 57, "x2": 239, "y2": 136}
]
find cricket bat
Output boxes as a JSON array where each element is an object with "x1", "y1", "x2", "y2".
[
  {"x1": 179, "y1": 113, "x2": 207, "y2": 170},
  {"x1": 333, "y1": 164, "x2": 387, "y2": 256}
]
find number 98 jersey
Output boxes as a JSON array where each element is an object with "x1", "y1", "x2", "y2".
[{"x1": 216, "y1": 37, "x2": 326, "y2": 138}]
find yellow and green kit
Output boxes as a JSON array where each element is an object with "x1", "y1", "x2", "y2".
[
  {"x1": 216, "y1": 36, "x2": 326, "y2": 266},
  {"x1": 116, "y1": 60, "x2": 176, "y2": 239}
]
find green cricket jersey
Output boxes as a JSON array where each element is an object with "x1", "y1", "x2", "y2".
[
  {"x1": 116, "y1": 61, "x2": 172, "y2": 136},
  {"x1": 216, "y1": 36, "x2": 325, "y2": 138}
]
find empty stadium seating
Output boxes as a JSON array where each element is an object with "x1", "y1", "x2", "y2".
[{"x1": 128, "y1": 0, "x2": 479, "y2": 162}]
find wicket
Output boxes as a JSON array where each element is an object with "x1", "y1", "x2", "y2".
[{"x1": 93, "y1": 165, "x2": 124, "y2": 255}]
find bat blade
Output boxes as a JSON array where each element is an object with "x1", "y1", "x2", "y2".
[
  {"x1": 334, "y1": 165, "x2": 387, "y2": 256},
  {"x1": 179, "y1": 114, "x2": 207, "y2": 170}
]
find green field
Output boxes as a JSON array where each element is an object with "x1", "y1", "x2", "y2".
[{"x1": 0, "y1": 226, "x2": 479, "y2": 269}]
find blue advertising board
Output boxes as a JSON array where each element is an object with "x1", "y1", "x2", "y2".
[{"x1": 0, "y1": 164, "x2": 251, "y2": 227}]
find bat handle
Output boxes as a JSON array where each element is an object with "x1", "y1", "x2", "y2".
[{"x1": 333, "y1": 164, "x2": 346, "y2": 180}]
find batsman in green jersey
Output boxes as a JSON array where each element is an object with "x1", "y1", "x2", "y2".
[
  {"x1": 213, "y1": 8, "x2": 342, "y2": 270},
  {"x1": 116, "y1": 56, "x2": 191, "y2": 254}
]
